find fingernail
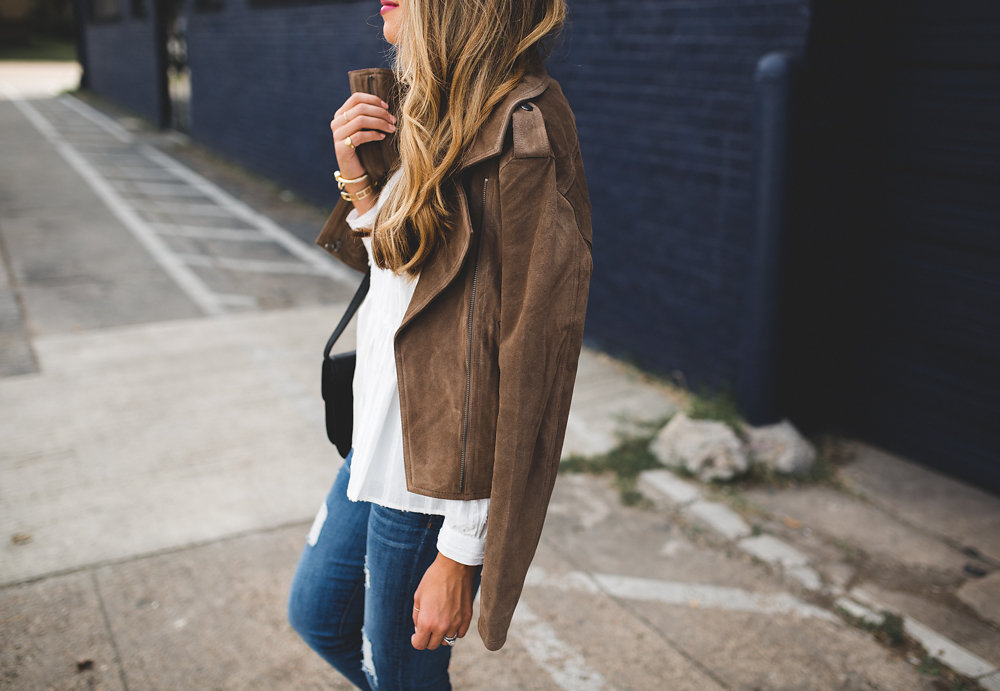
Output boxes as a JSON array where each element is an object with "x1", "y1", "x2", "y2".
[
  {"x1": 388, "y1": 124, "x2": 396, "y2": 132},
  {"x1": 381, "y1": 100, "x2": 388, "y2": 108},
  {"x1": 379, "y1": 132, "x2": 386, "y2": 138},
  {"x1": 390, "y1": 115, "x2": 397, "y2": 123}
]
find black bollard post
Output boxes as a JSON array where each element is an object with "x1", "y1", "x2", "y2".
[{"x1": 736, "y1": 52, "x2": 795, "y2": 426}]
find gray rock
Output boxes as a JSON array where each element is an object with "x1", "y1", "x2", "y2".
[
  {"x1": 746, "y1": 419, "x2": 816, "y2": 475},
  {"x1": 649, "y1": 412, "x2": 748, "y2": 482}
]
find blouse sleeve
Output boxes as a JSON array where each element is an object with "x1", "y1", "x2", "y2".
[
  {"x1": 436, "y1": 498, "x2": 489, "y2": 566},
  {"x1": 346, "y1": 203, "x2": 379, "y2": 231}
]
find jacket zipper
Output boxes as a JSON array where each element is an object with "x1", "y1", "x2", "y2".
[{"x1": 459, "y1": 176, "x2": 488, "y2": 492}]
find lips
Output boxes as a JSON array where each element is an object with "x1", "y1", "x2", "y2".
[{"x1": 381, "y1": 0, "x2": 398, "y2": 9}]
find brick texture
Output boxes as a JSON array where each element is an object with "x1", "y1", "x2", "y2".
[
  {"x1": 82, "y1": 0, "x2": 812, "y2": 401},
  {"x1": 83, "y1": 1, "x2": 161, "y2": 122},
  {"x1": 184, "y1": 0, "x2": 389, "y2": 206},
  {"x1": 547, "y1": 1, "x2": 811, "y2": 394}
]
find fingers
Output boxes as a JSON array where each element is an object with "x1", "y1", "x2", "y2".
[
  {"x1": 330, "y1": 100, "x2": 397, "y2": 168},
  {"x1": 331, "y1": 115, "x2": 397, "y2": 142},
  {"x1": 333, "y1": 92, "x2": 388, "y2": 124},
  {"x1": 332, "y1": 95, "x2": 397, "y2": 141},
  {"x1": 411, "y1": 625, "x2": 432, "y2": 651},
  {"x1": 411, "y1": 610, "x2": 463, "y2": 651},
  {"x1": 335, "y1": 102, "x2": 397, "y2": 130},
  {"x1": 336, "y1": 91, "x2": 388, "y2": 115}
]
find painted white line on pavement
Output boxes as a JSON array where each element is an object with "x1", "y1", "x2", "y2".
[
  {"x1": 738, "y1": 534, "x2": 809, "y2": 568},
  {"x1": 685, "y1": 500, "x2": 752, "y2": 540},
  {"x1": 525, "y1": 566, "x2": 837, "y2": 622},
  {"x1": 139, "y1": 199, "x2": 239, "y2": 217},
  {"x1": 123, "y1": 181, "x2": 210, "y2": 198},
  {"x1": 980, "y1": 670, "x2": 1000, "y2": 691},
  {"x1": 153, "y1": 224, "x2": 271, "y2": 242},
  {"x1": 215, "y1": 293, "x2": 258, "y2": 308},
  {"x1": 511, "y1": 602, "x2": 613, "y2": 691},
  {"x1": 637, "y1": 469, "x2": 701, "y2": 506},
  {"x1": 5, "y1": 87, "x2": 225, "y2": 316},
  {"x1": 59, "y1": 92, "x2": 358, "y2": 285},
  {"x1": 137, "y1": 142, "x2": 358, "y2": 284},
  {"x1": 57, "y1": 93, "x2": 135, "y2": 143},
  {"x1": 178, "y1": 254, "x2": 330, "y2": 276},
  {"x1": 103, "y1": 166, "x2": 179, "y2": 181},
  {"x1": 1, "y1": 84, "x2": 58, "y2": 137},
  {"x1": 906, "y1": 618, "x2": 996, "y2": 679},
  {"x1": 850, "y1": 588, "x2": 998, "y2": 679}
]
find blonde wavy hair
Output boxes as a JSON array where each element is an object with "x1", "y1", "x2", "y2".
[{"x1": 372, "y1": 0, "x2": 567, "y2": 276}]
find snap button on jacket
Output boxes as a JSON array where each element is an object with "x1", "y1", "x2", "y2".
[{"x1": 315, "y1": 61, "x2": 593, "y2": 651}]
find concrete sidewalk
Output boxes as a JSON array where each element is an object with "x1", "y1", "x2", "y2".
[{"x1": 1, "y1": 62, "x2": 998, "y2": 690}]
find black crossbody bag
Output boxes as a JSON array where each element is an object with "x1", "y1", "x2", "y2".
[
  {"x1": 322, "y1": 272, "x2": 370, "y2": 458},
  {"x1": 321, "y1": 68, "x2": 398, "y2": 458}
]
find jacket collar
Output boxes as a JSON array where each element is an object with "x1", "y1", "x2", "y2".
[
  {"x1": 359, "y1": 61, "x2": 550, "y2": 172},
  {"x1": 459, "y1": 59, "x2": 551, "y2": 170}
]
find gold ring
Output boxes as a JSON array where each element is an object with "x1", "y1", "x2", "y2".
[{"x1": 344, "y1": 136, "x2": 355, "y2": 150}]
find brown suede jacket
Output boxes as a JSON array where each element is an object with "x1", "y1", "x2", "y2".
[{"x1": 315, "y1": 61, "x2": 592, "y2": 651}]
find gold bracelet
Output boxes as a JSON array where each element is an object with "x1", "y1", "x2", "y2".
[
  {"x1": 340, "y1": 184, "x2": 375, "y2": 202},
  {"x1": 335, "y1": 170, "x2": 369, "y2": 189}
]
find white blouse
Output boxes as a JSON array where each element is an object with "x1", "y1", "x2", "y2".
[{"x1": 344, "y1": 169, "x2": 489, "y2": 566}]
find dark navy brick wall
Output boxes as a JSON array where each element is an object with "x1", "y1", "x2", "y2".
[
  {"x1": 547, "y1": 1, "x2": 811, "y2": 394},
  {"x1": 82, "y1": 0, "x2": 812, "y2": 405},
  {"x1": 185, "y1": 0, "x2": 389, "y2": 207},
  {"x1": 84, "y1": 2, "x2": 161, "y2": 122}
]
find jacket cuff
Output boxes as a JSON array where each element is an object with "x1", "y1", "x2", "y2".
[{"x1": 436, "y1": 525, "x2": 486, "y2": 566}]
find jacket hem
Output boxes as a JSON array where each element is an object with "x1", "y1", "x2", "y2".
[{"x1": 403, "y1": 478, "x2": 491, "y2": 501}]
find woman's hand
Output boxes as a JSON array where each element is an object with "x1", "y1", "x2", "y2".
[
  {"x1": 411, "y1": 553, "x2": 476, "y2": 650},
  {"x1": 331, "y1": 92, "x2": 396, "y2": 177},
  {"x1": 331, "y1": 93, "x2": 397, "y2": 214}
]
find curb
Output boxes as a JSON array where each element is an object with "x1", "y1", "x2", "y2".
[{"x1": 637, "y1": 469, "x2": 1000, "y2": 690}]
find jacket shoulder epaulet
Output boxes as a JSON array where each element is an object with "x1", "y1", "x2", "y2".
[{"x1": 511, "y1": 101, "x2": 551, "y2": 159}]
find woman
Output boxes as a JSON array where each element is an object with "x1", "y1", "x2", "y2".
[{"x1": 288, "y1": 0, "x2": 592, "y2": 686}]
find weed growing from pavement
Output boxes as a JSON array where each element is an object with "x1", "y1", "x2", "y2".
[
  {"x1": 674, "y1": 386, "x2": 853, "y2": 490},
  {"x1": 686, "y1": 385, "x2": 744, "y2": 433},
  {"x1": 559, "y1": 415, "x2": 674, "y2": 506},
  {"x1": 834, "y1": 608, "x2": 982, "y2": 689},
  {"x1": 725, "y1": 431, "x2": 853, "y2": 492},
  {"x1": 917, "y1": 656, "x2": 946, "y2": 677},
  {"x1": 836, "y1": 606, "x2": 905, "y2": 646},
  {"x1": 915, "y1": 657, "x2": 977, "y2": 690}
]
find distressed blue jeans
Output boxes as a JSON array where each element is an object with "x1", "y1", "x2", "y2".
[{"x1": 288, "y1": 452, "x2": 481, "y2": 690}]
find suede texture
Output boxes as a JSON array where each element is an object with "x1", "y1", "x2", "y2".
[{"x1": 314, "y1": 61, "x2": 592, "y2": 651}]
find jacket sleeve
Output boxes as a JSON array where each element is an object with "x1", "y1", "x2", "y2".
[
  {"x1": 314, "y1": 196, "x2": 370, "y2": 273},
  {"x1": 477, "y1": 105, "x2": 592, "y2": 650}
]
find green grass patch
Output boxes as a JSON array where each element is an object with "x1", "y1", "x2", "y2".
[
  {"x1": 686, "y1": 385, "x2": 744, "y2": 432},
  {"x1": 917, "y1": 656, "x2": 946, "y2": 677},
  {"x1": 836, "y1": 606, "x2": 905, "y2": 647},
  {"x1": 736, "y1": 431, "x2": 850, "y2": 490},
  {"x1": 0, "y1": 34, "x2": 77, "y2": 61},
  {"x1": 559, "y1": 415, "x2": 673, "y2": 505}
]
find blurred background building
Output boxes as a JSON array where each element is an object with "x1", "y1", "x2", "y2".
[{"x1": 52, "y1": 0, "x2": 1000, "y2": 491}]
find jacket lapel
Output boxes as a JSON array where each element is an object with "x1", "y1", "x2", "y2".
[{"x1": 397, "y1": 65, "x2": 551, "y2": 334}]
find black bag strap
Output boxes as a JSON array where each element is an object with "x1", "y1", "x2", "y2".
[{"x1": 324, "y1": 271, "x2": 371, "y2": 359}]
